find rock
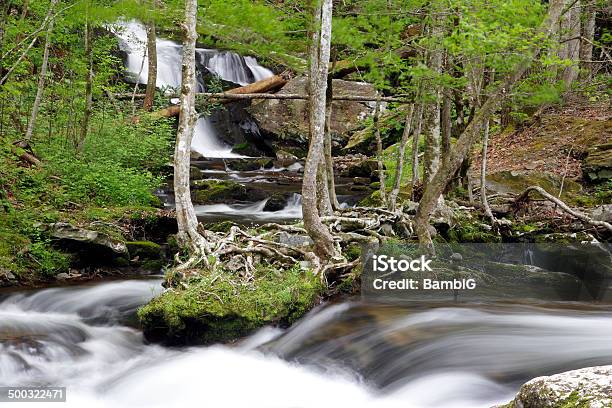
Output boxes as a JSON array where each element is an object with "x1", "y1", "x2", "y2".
[
  {"x1": 190, "y1": 166, "x2": 202, "y2": 180},
  {"x1": 191, "y1": 180, "x2": 248, "y2": 204},
  {"x1": 225, "y1": 158, "x2": 273, "y2": 172},
  {"x1": 506, "y1": 365, "x2": 612, "y2": 408},
  {"x1": 277, "y1": 232, "x2": 313, "y2": 247},
  {"x1": 127, "y1": 241, "x2": 162, "y2": 260},
  {"x1": 450, "y1": 253, "x2": 463, "y2": 263},
  {"x1": 263, "y1": 193, "x2": 289, "y2": 212},
  {"x1": 486, "y1": 170, "x2": 582, "y2": 199},
  {"x1": 335, "y1": 154, "x2": 379, "y2": 180},
  {"x1": 50, "y1": 222, "x2": 128, "y2": 256},
  {"x1": 583, "y1": 143, "x2": 612, "y2": 182},
  {"x1": 249, "y1": 78, "x2": 377, "y2": 152},
  {"x1": 380, "y1": 223, "x2": 395, "y2": 237},
  {"x1": 0, "y1": 269, "x2": 17, "y2": 287},
  {"x1": 592, "y1": 204, "x2": 612, "y2": 223},
  {"x1": 402, "y1": 200, "x2": 419, "y2": 215},
  {"x1": 55, "y1": 273, "x2": 70, "y2": 281},
  {"x1": 225, "y1": 255, "x2": 244, "y2": 273},
  {"x1": 275, "y1": 150, "x2": 299, "y2": 167}
]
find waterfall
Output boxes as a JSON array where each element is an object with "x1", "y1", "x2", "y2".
[{"x1": 114, "y1": 21, "x2": 274, "y2": 158}]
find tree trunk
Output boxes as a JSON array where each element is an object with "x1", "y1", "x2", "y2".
[
  {"x1": 561, "y1": 0, "x2": 581, "y2": 86},
  {"x1": 579, "y1": 3, "x2": 596, "y2": 78},
  {"x1": 324, "y1": 74, "x2": 339, "y2": 210},
  {"x1": 410, "y1": 103, "x2": 424, "y2": 200},
  {"x1": 302, "y1": 0, "x2": 336, "y2": 260},
  {"x1": 373, "y1": 98, "x2": 387, "y2": 207},
  {"x1": 22, "y1": 0, "x2": 58, "y2": 145},
  {"x1": 77, "y1": 16, "x2": 93, "y2": 153},
  {"x1": 388, "y1": 104, "x2": 414, "y2": 212},
  {"x1": 143, "y1": 20, "x2": 157, "y2": 111},
  {"x1": 479, "y1": 117, "x2": 495, "y2": 222},
  {"x1": 441, "y1": 89, "x2": 452, "y2": 157},
  {"x1": 414, "y1": 2, "x2": 567, "y2": 249},
  {"x1": 174, "y1": 0, "x2": 209, "y2": 257}
]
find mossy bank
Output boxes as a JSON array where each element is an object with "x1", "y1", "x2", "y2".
[{"x1": 138, "y1": 264, "x2": 323, "y2": 345}]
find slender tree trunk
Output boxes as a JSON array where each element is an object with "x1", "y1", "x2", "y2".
[
  {"x1": 324, "y1": 74, "x2": 340, "y2": 209},
  {"x1": 174, "y1": 0, "x2": 209, "y2": 259},
  {"x1": 423, "y1": 9, "x2": 443, "y2": 189},
  {"x1": 388, "y1": 104, "x2": 414, "y2": 212},
  {"x1": 302, "y1": 0, "x2": 336, "y2": 260},
  {"x1": 78, "y1": 16, "x2": 93, "y2": 153},
  {"x1": 317, "y1": 163, "x2": 333, "y2": 216},
  {"x1": 143, "y1": 18, "x2": 157, "y2": 111},
  {"x1": 579, "y1": 3, "x2": 596, "y2": 78},
  {"x1": 479, "y1": 117, "x2": 495, "y2": 222},
  {"x1": 441, "y1": 89, "x2": 452, "y2": 157},
  {"x1": 410, "y1": 103, "x2": 424, "y2": 200},
  {"x1": 373, "y1": 98, "x2": 387, "y2": 207},
  {"x1": 22, "y1": 0, "x2": 58, "y2": 145},
  {"x1": 414, "y1": 2, "x2": 567, "y2": 249}
]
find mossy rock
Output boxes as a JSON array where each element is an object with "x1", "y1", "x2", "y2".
[
  {"x1": 487, "y1": 171, "x2": 582, "y2": 201},
  {"x1": 359, "y1": 190, "x2": 383, "y2": 207},
  {"x1": 582, "y1": 143, "x2": 612, "y2": 182},
  {"x1": 127, "y1": 241, "x2": 162, "y2": 260},
  {"x1": 138, "y1": 265, "x2": 322, "y2": 345},
  {"x1": 226, "y1": 158, "x2": 273, "y2": 172},
  {"x1": 191, "y1": 180, "x2": 248, "y2": 204},
  {"x1": 205, "y1": 220, "x2": 236, "y2": 233}
]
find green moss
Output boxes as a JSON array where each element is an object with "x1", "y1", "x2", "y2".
[
  {"x1": 359, "y1": 190, "x2": 383, "y2": 207},
  {"x1": 558, "y1": 391, "x2": 591, "y2": 408},
  {"x1": 445, "y1": 215, "x2": 501, "y2": 243},
  {"x1": 138, "y1": 264, "x2": 322, "y2": 345},
  {"x1": 127, "y1": 241, "x2": 162, "y2": 259},
  {"x1": 192, "y1": 180, "x2": 247, "y2": 204}
]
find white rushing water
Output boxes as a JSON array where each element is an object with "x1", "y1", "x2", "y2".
[
  {"x1": 2, "y1": 280, "x2": 612, "y2": 408},
  {"x1": 114, "y1": 20, "x2": 273, "y2": 158},
  {"x1": 194, "y1": 193, "x2": 303, "y2": 222}
]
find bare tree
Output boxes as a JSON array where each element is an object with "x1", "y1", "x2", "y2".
[
  {"x1": 414, "y1": 2, "x2": 568, "y2": 249},
  {"x1": 21, "y1": 0, "x2": 59, "y2": 147},
  {"x1": 561, "y1": 0, "x2": 581, "y2": 86},
  {"x1": 373, "y1": 98, "x2": 387, "y2": 207},
  {"x1": 302, "y1": 0, "x2": 336, "y2": 260},
  {"x1": 579, "y1": 2, "x2": 596, "y2": 78},
  {"x1": 388, "y1": 104, "x2": 414, "y2": 212},
  {"x1": 173, "y1": 0, "x2": 211, "y2": 266},
  {"x1": 324, "y1": 75, "x2": 340, "y2": 209},
  {"x1": 143, "y1": 14, "x2": 157, "y2": 111},
  {"x1": 410, "y1": 103, "x2": 424, "y2": 200}
]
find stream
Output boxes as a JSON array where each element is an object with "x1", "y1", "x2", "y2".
[
  {"x1": 2, "y1": 21, "x2": 607, "y2": 408},
  {"x1": 1, "y1": 279, "x2": 612, "y2": 407}
]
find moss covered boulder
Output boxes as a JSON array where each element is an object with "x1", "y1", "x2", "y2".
[
  {"x1": 486, "y1": 171, "x2": 582, "y2": 201},
  {"x1": 191, "y1": 180, "x2": 248, "y2": 204},
  {"x1": 503, "y1": 365, "x2": 612, "y2": 408},
  {"x1": 138, "y1": 265, "x2": 322, "y2": 345},
  {"x1": 582, "y1": 143, "x2": 612, "y2": 182}
]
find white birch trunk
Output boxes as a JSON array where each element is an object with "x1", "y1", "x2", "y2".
[{"x1": 302, "y1": 0, "x2": 336, "y2": 260}]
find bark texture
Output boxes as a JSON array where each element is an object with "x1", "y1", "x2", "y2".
[
  {"x1": 388, "y1": 104, "x2": 414, "y2": 212},
  {"x1": 174, "y1": 0, "x2": 209, "y2": 258},
  {"x1": 78, "y1": 17, "x2": 93, "y2": 153},
  {"x1": 143, "y1": 20, "x2": 157, "y2": 111},
  {"x1": 302, "y1": 0, "x2": 336, "y2": 260}
]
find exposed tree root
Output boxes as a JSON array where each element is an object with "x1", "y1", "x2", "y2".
[{"x1": 515, "y1": 186, "x2": 612, "y2": 233}]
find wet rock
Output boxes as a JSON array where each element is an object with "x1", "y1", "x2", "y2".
[
  {"x1": 0, "y1": 269, "x2": 17, "y2": 287},
  {"x1": 191, "y1": 180, "x2": 248, "y2": 204},
  {"x1": 582, "y1": 143, "x2": 612, "y2": 182},
  {"x1": 127, "y1": 241, "x2": 162, "y2": 260},
  {"x1": 592, "y1": 204, "x2": 612, "y2": 223},
  {"x1": 249, "y1": 78, "x2": 376, "y2": 152},
  {"x1": 275, "y1": 150, "x2": 299, "y2": 167},
  {"x1": 55, "y1": 272, "x2": 71, "y2": 281},
  {"x1": 225, "y1": 158, "x2": 273, "y2": 172},
  {"x1": 263, "y1": 193, "x2": 289, "y2": 212},
  {"x1": 505, "y1": 365, "x2": 612, "y2": 408}
]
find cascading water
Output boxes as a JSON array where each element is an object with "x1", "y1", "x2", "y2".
[
  {"x1": 2, "y1": 280, "x2": 612, "y2": 408},
  {"x1": 114, "y1": 21, "x2": 273, "y2": 158}
]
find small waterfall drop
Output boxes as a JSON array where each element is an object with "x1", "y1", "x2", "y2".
[{"x1": 115, "y1": 21, "x2": 274, "y2": 158}]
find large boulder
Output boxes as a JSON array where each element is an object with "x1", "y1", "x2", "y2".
[
  {"x1": 583, "y1": 143, "x2": 612, "y2": 182},
  {"x1": 249, "y1": 77, "x2": 376, "y2": 155},
  {"x1": 49, "y1": 222, "x2": 129, "y2": 266},
  {"x1": 486, "y1": 171, "x2": 582, "y2": 200},
  {"x1": 504, "y1": 365, "x2": 612, "y2": 408}
]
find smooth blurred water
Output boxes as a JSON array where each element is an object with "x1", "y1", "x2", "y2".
[{"x1": 1, "y1": 278, "x2": 611, "y2": 408}]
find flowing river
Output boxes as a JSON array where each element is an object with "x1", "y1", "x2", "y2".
[{"x1": 1, "y1": 279, "x2": 612, "y2": 407}]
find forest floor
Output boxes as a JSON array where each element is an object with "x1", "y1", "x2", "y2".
[{"x1": 472, "y1": 100, "x2": 611, "y2": 180}]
